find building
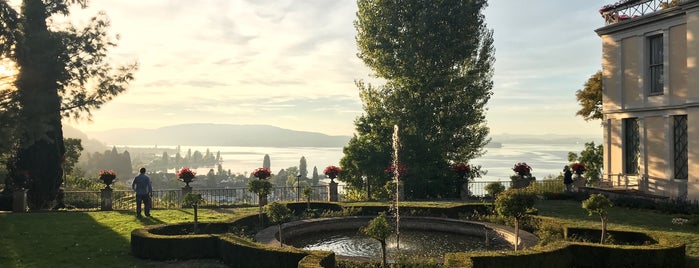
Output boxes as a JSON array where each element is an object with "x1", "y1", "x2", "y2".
[{"x1": 596, "y1": 0, "x2": 699, "y2": 200}]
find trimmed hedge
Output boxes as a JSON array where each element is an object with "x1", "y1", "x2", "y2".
[
  {"x1": 131, "y1": 213, "x2": 335, "y2": 267},
  {"x1": 445, "y1": 240, "x2": 685, "y2": 268}
]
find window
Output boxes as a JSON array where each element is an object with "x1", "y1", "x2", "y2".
[
  {"x1": 673, "y1": 115, "x2": 688, "y2": 180},
  {"x1": 648, "y1": 35, "x2": 663, "y2": 95},
  {"x1": 624, "y1": 118, "x2": 639, "y2": 174}
]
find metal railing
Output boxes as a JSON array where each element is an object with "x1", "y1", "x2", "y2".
[
  {"x1": 62, "y1": 185, "x2": 340, "y2": 210},
  {"x1": 60, "y1": 181, "x2": 572, "y2": 210},
  {"x1": 599, "y1": 0, "x2": 678, "y2": 25}
]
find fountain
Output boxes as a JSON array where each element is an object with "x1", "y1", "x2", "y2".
[{"x1": 391, "y1": 124, "x2": 400, "y2": 250}]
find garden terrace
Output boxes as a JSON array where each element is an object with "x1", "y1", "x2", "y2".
[{"x1": 599, "y1": 0, "x2": 679, "y2": 25}]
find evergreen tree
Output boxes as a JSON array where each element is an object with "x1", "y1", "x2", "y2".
[
  {"x1": 1, "y1": 0, "x2": 136, "y2": 209},
  {"x1": 263, "y1": 154, "x2": 271, "y2": 169},
  {"x1": 343, "y1": 0, "x2": 494, "y2": 199},
  {"x1": 311, "y1": 166, "x2": 319, "y2": 186},
  {"x1": 299, "y1": 156, "x2": 308, "y2": 179}
]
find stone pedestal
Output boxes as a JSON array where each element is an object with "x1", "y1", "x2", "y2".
[
  {"x1": 101, "y1": 188, "x2": 113, "y2": 211},
  {"x1": 259, "y1": 195, "x2": 268, "y2": 206},
  {"x1": 574, "y1": 174, "x2": 586, "y2": 191},
  {"x1": 328, "y1": 181, "x2": 339, "y2": 202},
  {"x1": 12, "y1": 189, "x2": 27, "y2": 213},
  {"x1": 460, "y1": 182, "x2": 471, "y2": 200}
]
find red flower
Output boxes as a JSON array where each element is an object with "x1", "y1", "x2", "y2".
[
  {"x1": 177, "y1": 167, "x2": 196, "y2": 179},
  {"x1": 384, "y1": 163, "x2": 407, "y2": 176},
  {"x1": 451, "y1": 162, "x2": 471, "y2": 173},
  {"x1": 99, "y1": 169, "x2": 116, "y2": 177},
  {"x1": 512, "y1": 162, "x2": 532, "y2": 176},
  {"x1": 324, "y1": 165, "x2": 341, "y2": 178},
  {"x1": 252, "y1": 167, "x2": 272, "y2": 179},
  {"x1": 571, "y1": 163, "x2": 587, "y2": 174}
]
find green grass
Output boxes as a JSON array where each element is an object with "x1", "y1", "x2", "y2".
[
  {"x1": 0, "y1": 208, "x2": 257, "y2": 268},
  {"x1": 535, "y1": 199, "x2": 699, "y2": 258},
  {"x1": 1, "y1": 200, "x2": 697, "y2": 267}
]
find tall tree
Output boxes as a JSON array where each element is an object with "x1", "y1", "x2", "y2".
[
  {"x1": 342, "y1": 0, "x2": 494, "y2": 199},
  {"x1": 575, "y1": 71, "x2": 603, "y2": 121},
  {"x1": 263, "y1": 154, "x2": 271, "y2": 170},
  {"x1": 1, "y1": 0, "x2": 136, "y2": 209},
  {"x1": 299, "y1": 156, "x2": 308, "y2": 179}
]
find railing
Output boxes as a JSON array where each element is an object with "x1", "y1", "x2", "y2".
[
  {"x1": 602, "y1": 173, "x2": 641, "y2": 189},
  {"x1": 62, "y1": 185, "x2": 340, "y2": 210},
  {"x1": 60, "y1": 181, "x2": 571, "y2": 210},
  {"x1": 599, "y1": 0, "x2": 678, "y2": 25}
]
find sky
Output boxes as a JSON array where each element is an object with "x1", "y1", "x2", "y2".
[{"x1": 58, "y1": 0, "x2": 610, "y2": 137}]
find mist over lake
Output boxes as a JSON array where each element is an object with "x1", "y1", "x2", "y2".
[{"x1": 124, "y1": 142, "x2": 587, "y2": 181}]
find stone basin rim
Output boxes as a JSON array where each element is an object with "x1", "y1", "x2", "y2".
[{"x1": 255, "y1": 216, "x2": 538, "y2": 250}]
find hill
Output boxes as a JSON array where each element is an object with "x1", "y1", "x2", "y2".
[{"x1": 84, "y1": 123, "x2": 352, "y2": 147}]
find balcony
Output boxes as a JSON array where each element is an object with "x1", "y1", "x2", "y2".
[{"x1": 599, "y1": 0, "x2": 680, "y2": 25}]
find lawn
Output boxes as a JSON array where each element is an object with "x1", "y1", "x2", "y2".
[
  {"x1": 0, "y1": 208, "x2": 257, "y2": 268},
  {"x1": 0, "y1": 200, "x2": 697, "y2": 267}
]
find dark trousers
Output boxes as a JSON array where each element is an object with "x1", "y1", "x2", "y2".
[{"x1": 136, "y1": 194, "x2": 151, "y2": 216}]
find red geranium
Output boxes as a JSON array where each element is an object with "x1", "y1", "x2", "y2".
[
  {"x1": 177, "y1": 167, "x2": 196, "y2": 179},
  {"x1": 512, "y1": 162, "x2": 532, "y2": 176},
  {"x1": 571, "y1": 163, "x2": 587, "y2": 174},
  {"x1": 384, "y1": 163, "x2": 407, "y2": 176},
  {"x1": 451, "y1": 162, "x2": 471, "y2": 173},
  {"x1": 324, "y1": 165, "x2": 341, "y2": 178},
  {"x1": 252, "y1": 167, "x2": 272, "y2": 179},
  {"x1": 99, "y1": 169, "x2": 116, "y2": 177}
]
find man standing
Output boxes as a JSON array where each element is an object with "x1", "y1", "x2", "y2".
[{"x1": 132, "y1": 167, "x2": 152, "y2": 217}]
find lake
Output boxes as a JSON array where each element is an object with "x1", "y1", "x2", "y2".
[{"x1": 127, "y1": 142, "x2": 586, "y2": 181}]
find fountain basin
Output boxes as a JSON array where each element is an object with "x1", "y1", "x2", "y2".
[{"x1": 255, "y1": 216, "x2": 538, "y2": 260}]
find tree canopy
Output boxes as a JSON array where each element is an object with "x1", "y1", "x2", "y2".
[
  {"x1": 576, "y1": 71, "x2": 603, "y2": 121},
  {"x1": 341, "y1": 0, "x2": 494, "y2": 199},
  {"x1": 1, "y1": 0, "x2": 136, "y2": 209}
]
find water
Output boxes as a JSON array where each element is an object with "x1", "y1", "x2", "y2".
[
  {"x1": 288, "y1": 229, "x2": 511, "y2": 261},
  {"x1": 120, "y1": 143, "x2": 585, "y2": 180}
]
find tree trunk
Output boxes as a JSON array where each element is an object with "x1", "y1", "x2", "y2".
[
  {"x1": 278, "y1": 224, "x2": 283, "y2": 247},
  {"x1": 601, "y1": 216, "x2": 607, "y2": 244},
  {"x1": 514, "y1": 218, "x2": 519, "y2": 251},
  {"x1": 12, "y1": 0, "x2": 66, "y2": 210},
  {"x1": 381, "y1": 241, "x2": 387, "y2": 268}
]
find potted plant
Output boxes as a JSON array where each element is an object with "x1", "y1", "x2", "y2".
[
  {"x1": 323, "y1": 165, "x2": 341, "y2": 183},
  {"x1": 177, "y1": 167, "x2": 196, "y2": 186},
  {"x1": 452, "y1": 162, "x2": 483, "y2": 198},
  {"x1": 571, "y1": 162, "x2": 587, "y2": 188},
  {"x1": 511, "y1": 162, "x2": 535, "y2": 189},
  {"x1": 98, "y1": 169, "x2": 117, "y2": 189}
]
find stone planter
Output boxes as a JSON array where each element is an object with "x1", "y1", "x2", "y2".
[{"x1": 12, "y1": 189, "x2": 27, "y2": 213}]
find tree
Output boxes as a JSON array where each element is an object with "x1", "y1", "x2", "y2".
[
  {"x1": 360, "y1": 212, "x2": 393, "y2": 267},
  {"x1": 342, "y1": 0, "x2": 494, "y2": 199},
  {"x1": 484, "y1": 181, "x2": 505, "y2": 200},
  {"x1": 62, "y1": 138, "x2": 83, "y2": 177},
  {"x1": 182, "y1": 193, "x2": 204, "y2": 233},
  {"x1": 263, "y1": 154, "x2": 271, "y2": 169},
  {"x1": 265, "y1": 202, "x2": 291, "y2": 247},
  {"x1": 302, "y1": 186, "x2": 313, "y2": 210},
  {"x1": 582, "y1": 193, "x2": 613, "y2": 244},
  {"x1": 1, "y1": 0, "x2": 136, "y2": 209},
  {"x1": 311, "y1": 166, "x2": 319, "y2": 186},
  {"x1": 248, "y1": 179, "x2": 273, "y2": 224},
  {"x1": 575, "y1": 71, "x2": 603, "y2": 121},
  {"x1": 568, "y1": 142, "x2": 604, "y2": 185},
  {"x1": 495, "y1": 188, "x2": 536, "y2": 251},
  {"x1": 299, "y1": 156, "x2": 308, "y2": 179}
]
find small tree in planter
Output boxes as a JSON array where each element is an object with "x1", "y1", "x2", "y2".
[
  {"x1": 582, "y1": 193, "x2": 613, "y2": 244},
  {"x1": 248, "y1": 176, "x2": 273, "y2": 225},
  {"x1": 485, "y1": 181, "x2": 506, "y2": 202},
  {"x1": 302, "y1": 186, "x2": 313, "y2": 210},
  {"x1": 495, "y1": 188, "x2": 536, "y2": 251},
  {"x1": 360, "y1": 212, "x2": 393, "y2": 268},
  {"x1": 182, "y1": 193, "x2": 204, "y2": 233},
  {"x1": 265, "y1": 202, "x2": 291, "y2": 246}
]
